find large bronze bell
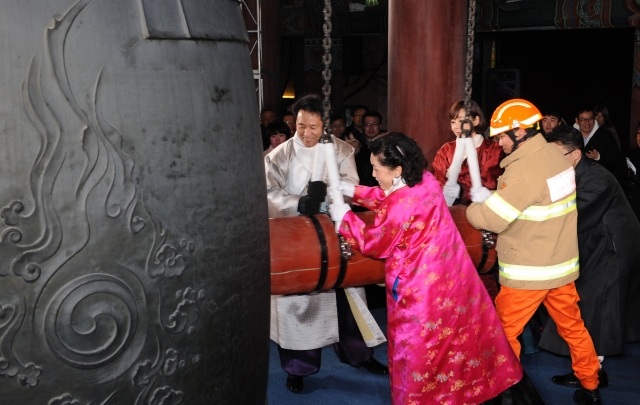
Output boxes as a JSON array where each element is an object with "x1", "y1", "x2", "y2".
[{"x1": 0, "y1": 1, "x2": 269, "y2": 403}]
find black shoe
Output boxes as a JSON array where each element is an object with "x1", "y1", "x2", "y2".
[
  {"x1": 286, "y1": 374, "x2": 303, "y2": 394},
  {"x1": 552, "y1": 369, "x2": 609, "y2": 389},
  {"x1": 598, "y1": 368, "x2": 609, "y2": 388},
  {"x1": 360, "y1": 357, "x2": 389, "y2": 375},
  {"x1": 573, "y1": 387, "x2": 602, "y2": 405}
]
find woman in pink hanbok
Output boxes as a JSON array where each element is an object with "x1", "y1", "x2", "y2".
[{"x1": 329, "y1": 132, "x2": 522, "y2": 405}]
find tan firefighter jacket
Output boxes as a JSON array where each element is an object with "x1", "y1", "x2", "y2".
[{"x1": 466, "y1": 134, "x2": 579, "y2": 290}]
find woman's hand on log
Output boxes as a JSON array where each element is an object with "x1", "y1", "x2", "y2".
[
  {"x1": 471, "y1": 186, "x2": 493, "y2": 203},
  {"x1": 329, "y1": 203, "x2": 351, "y2": 223},
  {"x1": 443, "y1": 183, "x2": 460, "y2": 206},
  {"x1": 336, "y1": 181, "x2": 355, "y2": 198}
]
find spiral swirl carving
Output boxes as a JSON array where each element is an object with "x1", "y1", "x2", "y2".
[{"x1": 44, "y1": 273, "x2": 146, "y2": 370}]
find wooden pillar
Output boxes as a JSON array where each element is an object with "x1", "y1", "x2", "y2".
[
  {"x1": 631, "y1": 28, "x2": 640, "y2": 147},
  {"x1": 388, "y1": 0, "x2": 467, "y2": 166}
]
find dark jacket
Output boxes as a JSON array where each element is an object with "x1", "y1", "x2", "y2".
[
  {"x1": 584, "y1": 127, "x2": 628, "y2": 181},
  {"x1": 538, "y1": 157, "x2": 640, "y2": 355},
  {"x1": 354, "y1": 137, "x2": 377, "y2": 188},
  {"x1": 344, "y1": 124, "x2": 364, "y2": 142}
]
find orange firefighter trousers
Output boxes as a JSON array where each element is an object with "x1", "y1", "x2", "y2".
[{"x1": 495, "y1": 282, "x2": 600, "y2": 390}]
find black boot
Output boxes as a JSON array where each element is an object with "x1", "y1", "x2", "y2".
[
  {"x1": 483, "y1": 370, "x2": 543, "y2": 405},
  {"x1": 360, "y1": 357, "x2": 389, "y2": 375},
  {"x1": 285, "y1": 374, "x2": 304, "y2": 394},
  {"x1": 573, "y1": 387, "x2": 601, "y2": 405},
  {"x1": 552, "y1": 368, "x2": 608, "y2": 389}
]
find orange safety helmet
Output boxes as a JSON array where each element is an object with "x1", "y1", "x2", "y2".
[{"x1": 489, "y1": 98, "x2": 542, "y2": 137}]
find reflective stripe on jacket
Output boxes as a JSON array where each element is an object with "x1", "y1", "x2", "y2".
[{"x1": 466, "y1": 134, "x2": 580, "y2": 290}]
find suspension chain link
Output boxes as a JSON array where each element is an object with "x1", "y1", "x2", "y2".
[
  {"x1": 461, "y1": 0, "x2": 477, "y2": 139},
  {"x1": 321, "y1": 0, "x2": 333, "y2": 142}
]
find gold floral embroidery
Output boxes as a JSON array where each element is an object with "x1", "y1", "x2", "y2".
[
  {"x1": 438, "y1": 327, "x2": 454, "y2": 340},
  {"x1": 423, "y1": 350, "x2": 438, "y2": 364},
  {"x1": 439, "y1": 280, "x2": 455, "y2": 291},
  {"x1": 452, "y1": 333, "x2": 469, "y2": 345},
  {"x1": 450, "y1": 380, "x2": 466, "y2": 391},
  {"x1": 494, "y1": 354, "x2": 508, "y2": 367},
  {"x1": 422, "y1": 382, "x2": 437, "y2": 393},
  {"x1": 425, "y1": 272, "x2": 440, "y2": 284}
]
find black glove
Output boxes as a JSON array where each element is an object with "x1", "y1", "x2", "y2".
[
  {"x1": 306, "y1": 181, "x2": 327, "y2": 202},
  {"x1": 298, "y1": 196, "x2": 321, "y2": 215}
]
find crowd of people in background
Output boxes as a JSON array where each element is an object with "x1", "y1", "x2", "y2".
[{"x1": 260, "y1": 100, "x2": 640, "y2": 224}]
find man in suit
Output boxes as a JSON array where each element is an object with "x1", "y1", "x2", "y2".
[
  {"x1": 540, "y1": 126, "x2": 640, "y2": 393},
  {"x1": 353, "y1": 111, "x2": 384, "y2": 188},
  {"x1": 344, "y1": 104, "x2": 368, "y2": 141},
  {"x1": 576, "y1": 105, "x2": 640, "y2": 219},
  {"x1": 574, "y1": 106, "x2": 627, "y2": 181}
]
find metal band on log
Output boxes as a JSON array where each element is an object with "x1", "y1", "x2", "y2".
[{"x1": 270, "y1": 206, "x2": 496, "y2": 295}]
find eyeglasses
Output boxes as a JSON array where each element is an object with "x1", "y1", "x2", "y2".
[
  {"x1": 364, "y1": 123, "x2": 380, "y2": 127},
  {"x1": 564, "y1": 149, "x2": 575, "y2": 155},
  {"x1": 284, "y1": 120, "x2": 294, "y2": 125},
  {"x1": 353, "y1": 114, "x2": 364, "y2": 117},
  {"x1": 578, "y1": 117, "x2": 595, "y2": 123}
]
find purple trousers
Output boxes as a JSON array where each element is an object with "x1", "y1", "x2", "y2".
[{"x1": 277, "y1": 288, "x2": 374, "y2": 376}]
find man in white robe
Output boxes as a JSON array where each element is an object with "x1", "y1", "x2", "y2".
[{"x1": 265, "y1": 94, "x2": 387, "y2": 394}]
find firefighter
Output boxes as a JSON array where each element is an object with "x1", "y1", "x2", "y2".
[{"x1": 466, "y1": 99, "x2": 602, "y2": 405}]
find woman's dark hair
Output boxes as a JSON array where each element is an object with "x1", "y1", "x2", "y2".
[
  {"x1": 266, "y1": 121, "x2": 291, "y2": 139},
  {"x1": 368, "y1": 132, "x2": 427, "y2": 187},
  {"x1": 449, "y1": 100, "x2": 487, "y2": 134},
  {"x1": 594, "y1": 104, "x2": 612, "y2": 125}
]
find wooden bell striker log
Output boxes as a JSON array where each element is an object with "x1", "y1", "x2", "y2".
[{"x1": 270, "y1": 206, "x2": 496, "y2": 295}]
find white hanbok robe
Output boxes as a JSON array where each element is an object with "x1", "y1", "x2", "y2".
[{"x1": 265, "y1": 134, "x2": 386, "y2": 350}]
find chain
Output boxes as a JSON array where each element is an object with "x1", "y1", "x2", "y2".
[
  {"x1": 321, "y1": 0, "x2": 333, "y2": 142},
  {"x1": 460, "y1": 0, "x2": 477, "y2": 139}
]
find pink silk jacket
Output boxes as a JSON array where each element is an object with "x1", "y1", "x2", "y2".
[{"x1": 339, "y1": 172, "x2": 522, "y2": 405}]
